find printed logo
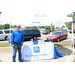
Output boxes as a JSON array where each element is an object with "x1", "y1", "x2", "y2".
[{"x1": 33, "y1": 46, "x2": 40, "y2": 53}]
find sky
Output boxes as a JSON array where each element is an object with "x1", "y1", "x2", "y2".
[{"x1": 0, "y1": 12, "x2": 72, "y2": 26}]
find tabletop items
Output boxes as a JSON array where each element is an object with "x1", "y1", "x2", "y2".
[{"x1": 30, "y1": 38, "x2": 53, "y2": 45}]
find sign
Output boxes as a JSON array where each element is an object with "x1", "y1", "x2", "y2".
[
  {"x1": 35, "y1": 14, "x2": 47, "y2": 17},
  {"x1": 32, "y1": 21, "x2": 40, "y2": 24},
  {"x1": 33, "y1": 46, "x2": 40, "y2": 53}
]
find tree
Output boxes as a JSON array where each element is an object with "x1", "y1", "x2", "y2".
[
  {"x1": 0, "y1": 24, "x2": 17, "y2": 29},
  {"x1": 13, "y1": 25, "x2": 16, "y2": 28},
  {"x1": 56, "y1": 27, "x2": 59, "y2": 30},
  {"x1": 38, "y1": 26, "x2": 51, "y2": 30},
  {"x1": 61, "y1": 25, "x2": 65, "y2": 29},
  {"x1": 3, "y1": 23, "x2": 10, "y2": 29},
  {"x1": 52, "y1": 25, "x2": 54, "y2": 30},
  {"x1": 65, "y1": 13, "x2": 73, "y2": 29},
  {"x1": 67, "y1": 13, "x2": 75, "y2": 20},
  {"x1": 65, "y1": 22, "x2": 72, "y2": 29},
  {"x1": 26, "y1": 26, "x2": 37, "y2": 29},
  {"x1": 11, "y1": 25, "x2": 16, "y2": 28},
  {"x1": 0, "y1": 25, "x2": 4, "y2": 29}
]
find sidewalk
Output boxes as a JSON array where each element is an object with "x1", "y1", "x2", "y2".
[{"x1": 0, "y1": 46, "x2": 73, "y2": 62}]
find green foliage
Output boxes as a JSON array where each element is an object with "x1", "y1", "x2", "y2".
[
  {"x1": 67, "y1": 13, "x2": 75, "y2": 20},
  {"x1": 65, "y1": 13, "x2": 74, "y2": 29},
  {"x1": 52, "y1": 25, "x2": 54, "y2": 30},
  {"x1": 61, "y1": 25, "x2": 65, "y2": 29},
  {"x1": 11, "y1": 25, "x2": 16, "y2": 28},
  {"x1": 38, "y1": 26, "x2": 51, "y2": 30},
  {"x1": 56, "y1": 27, "x2": 59, "y2": 29},
  {"x1": 0, "y1": 25, "x2": 4, "y2": 29},
  {"x1": 65, "y1": 22, "x2": 72, "y2": 29},
  {"x1": 67, "y1": 13, "x2": 73, "y2": 17},
  {"x1": 26, "y1": 26, "x2": 37, "y2": 29},
  {"x1": 3, "y1": 23, "x2": 10, "y2": 29},
  {"x1": 24, "y1": 26, "x2": 51, "y2": 30},
  {"x1": 0, "y1": 23, "x2": 17, "y2": 29}
]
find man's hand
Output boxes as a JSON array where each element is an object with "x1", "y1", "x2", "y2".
[
  {"x1": 21, "y1": 43, "x2": 23, "y2": 46},
  {"x1": 12, "y1": 45, "x2": 15, "y2": 48}
]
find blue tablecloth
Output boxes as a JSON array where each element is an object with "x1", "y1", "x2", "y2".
[{"x1": 54, "y1": 45, "x2": 65, "y2": 59}]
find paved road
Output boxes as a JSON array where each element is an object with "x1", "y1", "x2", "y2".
[
  {"x1": 0, "y1": 40, "x2": 9, "y2": 43},
  {"x1": 0, "y1": 36, "x2": 72, "y2": 44}
]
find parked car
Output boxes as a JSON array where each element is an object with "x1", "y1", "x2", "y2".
[
  {"x1": 42, "y1": 30, "x2": 50, "y2": 34},
  {"x1": 70, "y1": 29, "x2": 75, "y2": 33},
  {"x1": 22, "y1": 29, "x2": 41, "y2": 40},
  {"x1": 61, "y1": 29, "x2": 68, "y2": 35},
  {"x1": 46, "y1": 31, "x2": 68, "y2": 42},
  {"x1": 53, "y1": 30, "x2": 60, "y2": 32},
  {"x1": 62, "y1": 29, "x2": 67, "y2": 33},
  {"x1": 8, "y1": 29, "x2": 41, "y2": 43},
  {"x1": 0, "y1": 30, "x2": 13, "y2": 40},
  {"x1": 50, "y1": 30, "x2": 54, "y2": 32}
]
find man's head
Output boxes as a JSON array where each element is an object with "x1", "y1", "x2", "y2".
[{"x1": 16, "y1": 25, "x2": 21, "y2": 31}]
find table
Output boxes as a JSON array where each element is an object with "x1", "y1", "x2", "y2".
[{"x1": 22, "y1": 42, "x2": 65, "y2": 61}]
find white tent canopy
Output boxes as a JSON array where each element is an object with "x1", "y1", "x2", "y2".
[
  {"x1": 0, "y1": 12, "x2": 72, "y2": 27},
  {"x1": 0, "y1": 16, "x2": 73, "y2": 30},
  {"x1": 0, "y1": 9, "x2": 73, "y2": 28},
  {"x1": 6, "y1": 17, "x2": 72, "y2": 27}
]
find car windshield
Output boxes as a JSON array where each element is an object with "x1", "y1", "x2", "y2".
[
  {"x1": 43, "y1": 30, "x2": 47, "y2": 32},
  {"x1": 63, "y1": 30, "x2": 67, "y2": 32},
  {"x1": 4, "y1": 30, "x2": 13, "y2": 33},
  {"x1": 51, "y1": 32, "x2": 60, "y2": 35}
]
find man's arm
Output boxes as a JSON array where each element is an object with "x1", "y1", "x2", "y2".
[{"x1": 21, "y1": 32, "x2": 24, "y2": 46}]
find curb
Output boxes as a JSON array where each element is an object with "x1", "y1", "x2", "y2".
[{"x1": 0, "y1": 47, "x2": 13, "y2": 49}]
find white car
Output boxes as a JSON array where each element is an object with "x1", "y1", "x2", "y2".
[{"x1": 0, "y1": 30, "x2": 13, "y2": 40}]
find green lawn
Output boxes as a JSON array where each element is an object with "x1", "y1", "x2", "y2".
[
  {"x1": 53, "y1": 41, "x2": 71, "y2": 46},
  {"x1": 0, "y1": 41, "x2": 72, "y2": 47},
  {"x1": 0, "y1": 43, "x2": 12, "y2": 47}
]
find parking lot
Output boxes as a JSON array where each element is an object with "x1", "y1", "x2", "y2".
[
  {"x1": 0, "y1": 32, "x2": 74, "y2": 62},
  {"x1": 0, "y1": 32, "x2": 73, "y2": 44},
  {"x1": 0, "y1": 36, "x2": 72, "y2": 46}
]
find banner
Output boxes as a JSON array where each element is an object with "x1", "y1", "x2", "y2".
[{"x1": 22, "y1": 42, "x2": 54, "y2": 61}]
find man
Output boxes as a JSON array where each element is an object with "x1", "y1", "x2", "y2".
[{"x1": 11, "y1": 25, "x2": 24, "y2": 62}]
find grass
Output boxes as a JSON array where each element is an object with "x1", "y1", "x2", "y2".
[
  {"x1": 0, "y1": 43, "x2": 12, "y2": 47},
  {"x1": 53, "y1": 41, "x2": 71, "y2": 46},
  {"x1": 0, "y1": 41, "x2": 72, "y2": 47}
]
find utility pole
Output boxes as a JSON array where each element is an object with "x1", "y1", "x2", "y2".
[
  {"x1": 1, "y1": 21, "x2": 2, "y2": 29},
  {"x1": 51, "y1": 23, "x2": 52, "y2": 30},
  {"x1": 1, "y1": 21, "x2": 2, "y2": 25}
]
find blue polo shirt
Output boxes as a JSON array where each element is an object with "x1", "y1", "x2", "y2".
[{"x1": 11, "y1": 30, "x2": 24, "y2": 45}]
